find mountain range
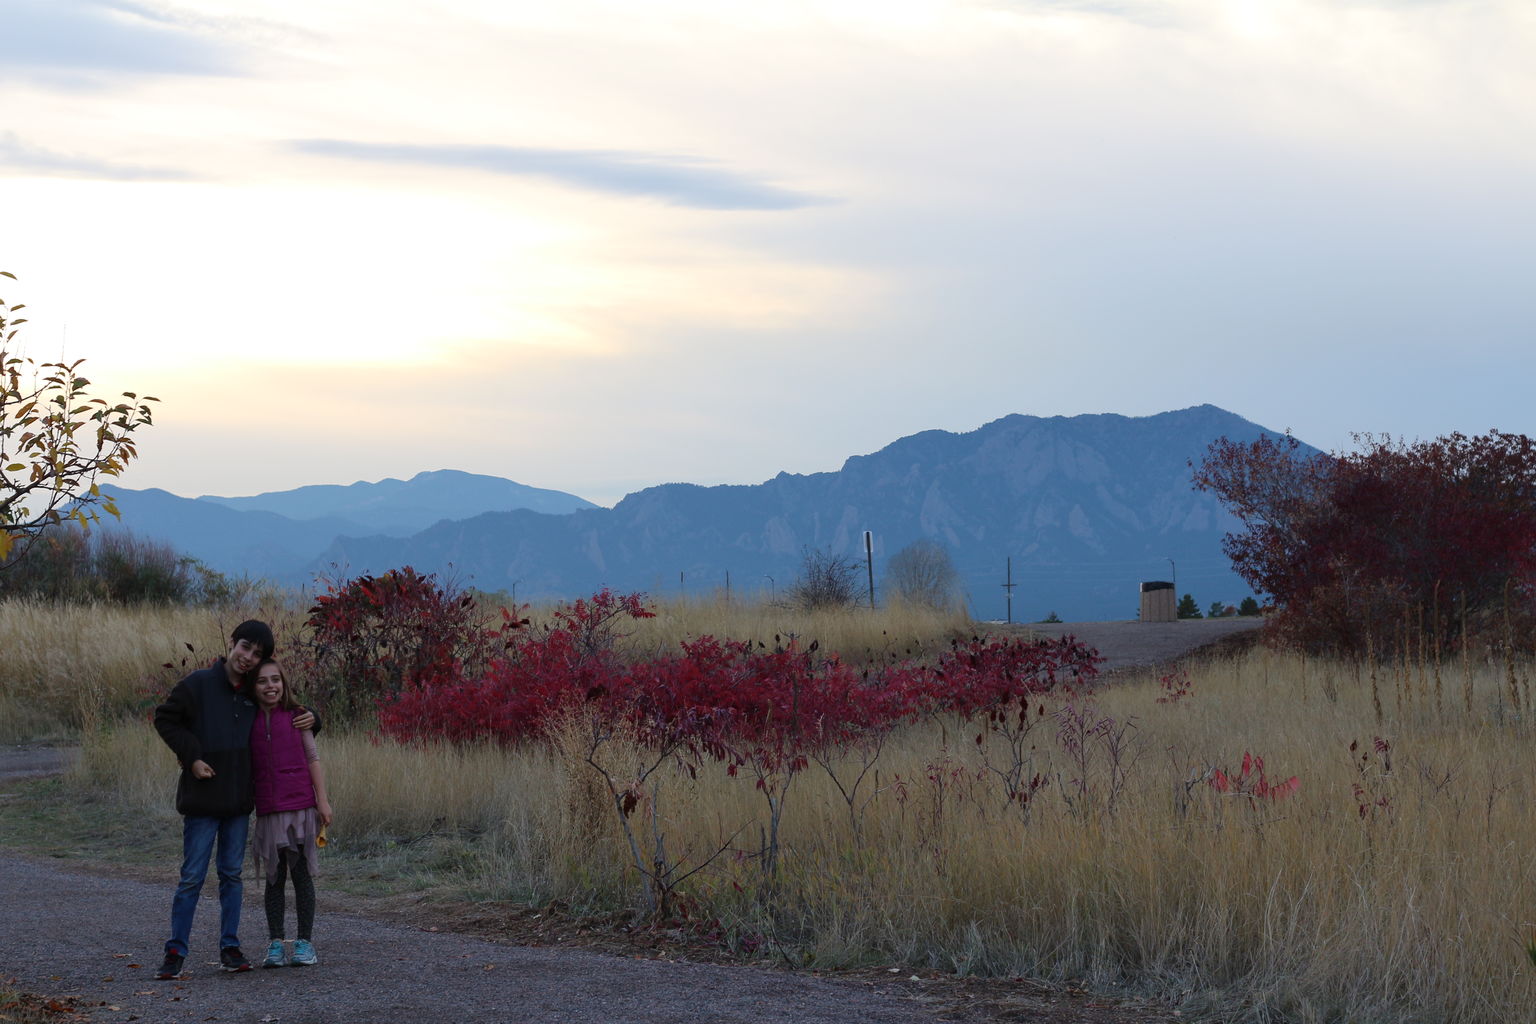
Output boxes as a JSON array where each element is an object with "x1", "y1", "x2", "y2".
[{"x1": 100, "y1": 405, "x2": 1297, "y2": 620}]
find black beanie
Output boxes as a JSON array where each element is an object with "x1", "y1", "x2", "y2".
[{"x1": 231, "y1": 619, "x2": 276, "y2": 659}]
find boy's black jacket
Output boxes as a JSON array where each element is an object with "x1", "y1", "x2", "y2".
[{"x1": 153, "y1": 661, "x2": 257, "y2": 817}]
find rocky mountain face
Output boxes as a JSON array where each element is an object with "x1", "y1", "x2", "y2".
[{"x1": 321, "y1": 405, "x2": 1294, "y2": 620}]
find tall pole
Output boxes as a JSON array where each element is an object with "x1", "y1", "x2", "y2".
[
  {"x1": 864, "y1": 531, "x2": 875, "y2": 610},
  {"x1": 1003, "y1": 556, "x2": 1016, "y2": 624}
]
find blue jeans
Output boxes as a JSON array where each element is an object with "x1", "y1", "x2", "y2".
[{"x1": 166, "y1": 814, "x2": 249, "y2": 956}]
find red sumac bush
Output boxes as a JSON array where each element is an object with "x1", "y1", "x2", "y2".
[{"x1": 303, "y1": 566, "x2": 494, "y2": 721}]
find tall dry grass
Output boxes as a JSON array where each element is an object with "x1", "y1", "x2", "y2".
[
  {"x1": 0, "y1": 596, "x2": 310, "y2": 739},
  {"x1": 21, "y1": 594, "x2": 1536, "y2": 1020},
  {"x1": 614, "y1": 595, "x2": 972, "y2": 663},
  {"x1": 66, "y1": 633, "x2": 1536, "y2": 1022},
  {"x1": 0, "y1": 592, "x2": 968, "y2": 740}
]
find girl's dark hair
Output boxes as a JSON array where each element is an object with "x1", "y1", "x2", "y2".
[{"x1": 255, "y1": 658, "x2": 301, "y2": 711}]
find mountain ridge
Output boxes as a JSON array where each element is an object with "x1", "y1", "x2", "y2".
[
  {"x1": 317, "y1": 405, "x2": 1299, "y2": 618},
  {"x1": 94, "y1": 405, "x2": 1300, "y2": 619}
]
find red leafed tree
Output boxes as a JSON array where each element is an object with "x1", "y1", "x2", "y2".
[{"x1": 1193, "y1": 430, "x2": 1536, "y2": 654}]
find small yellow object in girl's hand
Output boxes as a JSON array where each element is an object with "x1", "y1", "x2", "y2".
[{"x1": 316, "y1": 823, "x2": 328, "y2": 849}]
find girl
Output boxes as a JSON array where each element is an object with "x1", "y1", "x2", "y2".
[{"x1": 250, "y1": 658, "x2": 333, "y2": 968}]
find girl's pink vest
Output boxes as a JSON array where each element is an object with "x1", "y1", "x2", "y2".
[{"x1": 251, "y1": 709, "x2": 315, "y2": 815}]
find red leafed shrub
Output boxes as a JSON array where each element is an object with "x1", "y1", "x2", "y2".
[
  {"x1": 376, "y1": 596, "x2": 1112, "y2": 819},
  {"x1": 1156, "y1": 667, "x2": 1194, "y2": 705},
  {"x1": 1209, "y1": 751, "x2": 1300, "y2": 802},
  {"x1": 376, "y1": 593, "x2": 1111, "y2": 896},
  {"x1": 303, "y1": 566, "x2": 494, "y2": 722},
  {"x1": 378, "y1": 618, "x2": 1103, "y2": 757},
  {"x1": 1194, "y1": 430, "x2": 1536, "y2": 655},
  {"x1": 922, "y1": 634, "x2": 1102, "y2": 812},
  {"x1": 376, "y1": 588, "x2": 653, "y2": 745},
  {"x1": 934, "y1": 634, "x2": 1102, "y2": 721}
]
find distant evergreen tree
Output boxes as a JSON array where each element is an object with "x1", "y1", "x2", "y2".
[
  {"x1": 1238, "y1": 596, "x2": 1262, "y2": 617},
  {"x1": 1177, "y1": 593, "x2": 1202, "y2": 619}
]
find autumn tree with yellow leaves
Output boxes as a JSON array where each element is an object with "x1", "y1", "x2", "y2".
[{"x1": 0, "y1": 272, "x2": 157, "y2": 561}]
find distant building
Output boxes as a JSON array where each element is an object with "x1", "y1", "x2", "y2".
[{"x1": 1139, "y1": 580, "x2": 1176, "y2": 622}]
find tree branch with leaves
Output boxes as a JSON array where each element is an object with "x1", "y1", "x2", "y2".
[{"x1": 0, "y1": 272, "x2": 158, "y2": 561}]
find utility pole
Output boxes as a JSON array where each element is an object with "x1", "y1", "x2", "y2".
[
  {"x1": 1003, "y1": 557, "x2": 1016, "y2": 624},
  {"x1": 863, "y1": 531, "x2": 875, "y2": 610}
]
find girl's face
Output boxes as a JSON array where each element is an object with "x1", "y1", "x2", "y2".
[{"x1": 254, "y1": 664, "x2": 285, "y2": 709}]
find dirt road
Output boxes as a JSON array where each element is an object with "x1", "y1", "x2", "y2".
[
  {"x1": 1, "y1": 854, "x2": 958, "y2": 1024},
  {"x1": 1013, "y1": 616, "x2": 1265, "y2": 673}
]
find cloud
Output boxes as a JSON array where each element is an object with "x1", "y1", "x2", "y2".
[
  {"x1": 0, "y1": 132, "x2": 192, "y2": 181},
  {"x1": 288, "y1": 139, "x2": 835, "y2": 211},
  {"x1": 4, "y1": 0, "x2": 243, "y2": 80},
  {"x1": 979, "y1": 0, "x2": 1184, "y2": 26}
]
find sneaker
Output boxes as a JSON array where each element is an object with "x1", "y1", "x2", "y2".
[
  {"x1": 290, "y1": 939, "x2": 318, "y2": 967},
  {"x1": 219, "y1": 946, "x2": 253, "y2": 972},
  {"x1": 262, "y1": 939, "x2": 287, "y2": 968},
  {"x1": 156, "y1": 951, "x2": 185, "y2": 980}
]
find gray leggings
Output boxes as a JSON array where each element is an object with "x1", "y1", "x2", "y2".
[{"x1": 264, "y1": 850, "x2": 316, "y2": 941}]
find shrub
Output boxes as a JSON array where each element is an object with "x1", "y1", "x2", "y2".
[
  {"x1": 302, "y1": 566, "x2": 495, "y2": 722},
  {"x1": 886, "y1": 539, "x2": 961, "y2": 609},
  {"x1": 0, "y1": 527, "x2": 240, "y2": 605},
  {"x1": 787, "y1": 547, "x2": 864, "y2": 610},
  {"x1": 1194, "y1": 430, "x2": 1536, "y2": 654}
]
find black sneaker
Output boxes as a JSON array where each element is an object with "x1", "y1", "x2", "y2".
[
  {"x1": 219, "y1": 946, "x2": 253, "y2": 972},
  {"x1": 156, "y1": 951, "x2": 185, "y2": 980}
]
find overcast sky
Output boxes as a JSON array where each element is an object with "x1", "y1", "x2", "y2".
[{"x1": 5, "y1": 0, "x2": 1533, "y2": 506}]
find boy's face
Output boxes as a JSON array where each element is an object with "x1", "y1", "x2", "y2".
[{"x1": 226, "y1": 637, "x2": 266, "y2": 681}]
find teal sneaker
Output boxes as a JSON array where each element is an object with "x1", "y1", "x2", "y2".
[
  {"x1": 290, "y1": 939, "x2": 318, "y2": 966},
  {"x1": 263, "y1": 939, "x2": 287, "y2": 968}
]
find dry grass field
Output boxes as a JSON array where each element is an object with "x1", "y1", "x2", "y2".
[{"x1": 4, "y1": 595, "x2": 1535, "y2": 1022}]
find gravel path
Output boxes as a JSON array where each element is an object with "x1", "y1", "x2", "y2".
[
  {"x1": 0, "y1": 854, "x2": 948, "y2": 1024},
  {"x1": 1013, "y1": 617, "x2": 1265, "y2": 673},
  {"x1": 0, "y1": 743, "x2": 75, "y2": 782}
]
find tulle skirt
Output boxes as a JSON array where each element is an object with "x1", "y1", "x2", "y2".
[{"x1": 252, "y1": 807, "x2": 320, "y2": 883}]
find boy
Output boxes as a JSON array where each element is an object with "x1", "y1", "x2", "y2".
[{"x1": 151, "y1": 620, "x2": 316, "y2": 978}]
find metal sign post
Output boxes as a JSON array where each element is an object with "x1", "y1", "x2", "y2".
[{"x1": 864, "y1": 530, "x2": 875, "y2": 609}]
